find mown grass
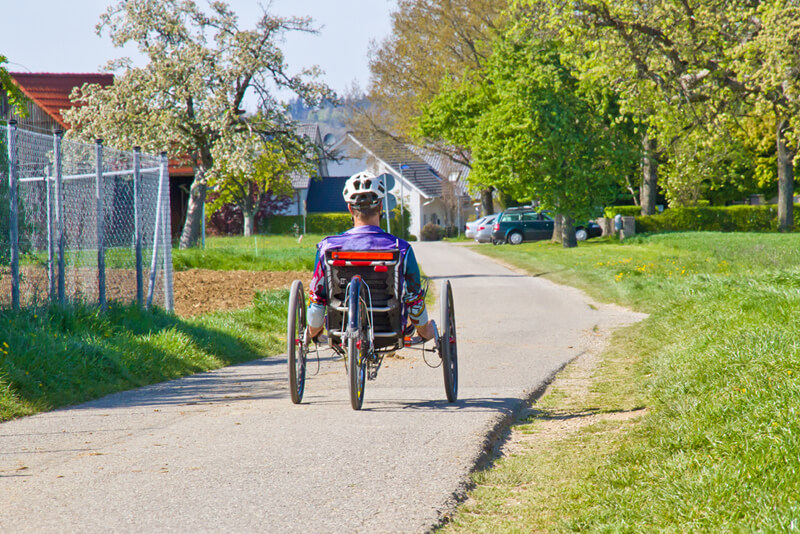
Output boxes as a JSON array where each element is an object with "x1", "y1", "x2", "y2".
[
  {"x1": 0, "y1": 289, "x2": 288, "y2": 421},
  {"x1": 442, "y1": 233, "x2": 800, "y2": 532},
  {"x1": 172, "y1": 234, "x2": 323, "y2": 271}
]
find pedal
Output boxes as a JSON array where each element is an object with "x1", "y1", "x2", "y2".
[{"x1": 404, "y1": 335, "x2": 425, "y2": 346}]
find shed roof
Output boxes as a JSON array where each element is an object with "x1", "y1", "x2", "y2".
[{"x1": 9, "y1": 72, "x2": 114, "y2": 128}]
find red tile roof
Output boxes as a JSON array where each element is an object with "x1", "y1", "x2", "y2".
[{"x1": 9, "y1": 72, "x2": 114, "y2": 128}]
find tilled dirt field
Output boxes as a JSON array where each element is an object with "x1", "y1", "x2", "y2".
[{"x1": 173, "y1": 269, "x2": 307, "y2": 316}]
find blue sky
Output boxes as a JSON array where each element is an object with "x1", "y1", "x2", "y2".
[{"x1": 1, "y1": 0, "x2": 396, "y2": 105}]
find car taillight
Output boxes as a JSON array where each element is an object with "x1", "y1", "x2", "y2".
[
  {"x1": 493, "y1": 223, "x2": 500, "y2": 231},
  {"x1": 478, "y1": 225, "x2": 485, "y2": 230}
]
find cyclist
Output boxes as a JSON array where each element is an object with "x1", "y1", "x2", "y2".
[{"x1": 306, "y1": 170, "x2": 435, "y2": 342}]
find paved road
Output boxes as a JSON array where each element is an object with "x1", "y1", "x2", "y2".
[{"x1": 0, "y1": 242, "x2": 643, "y2": 533}]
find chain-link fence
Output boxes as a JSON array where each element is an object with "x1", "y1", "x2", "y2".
[{"x1": 0, "y1": 121, "x2": 173, "y2": 311}]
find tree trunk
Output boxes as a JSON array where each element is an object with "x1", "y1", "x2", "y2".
[
  {"x1": 480, "y1": 187, "x2": 494, "y2": 216},
  {"x1": 552, "y1": 213, "x2": 563, "y2": 243},
  {"x1": 641, "y1": 134, "x2": 658, "y2": 216},
  {"x1": 243, "y1": 211, "x2": 255, "y2": 236},
  {"x1": 178, "y1": 168, "x2": 207, "y2": 249},
  {"x1": 776, "y1": 118, "x2": 795, "y2": 232},
  {"x1": 561, "y1": 215, "x2": 577, "y2": 248}
]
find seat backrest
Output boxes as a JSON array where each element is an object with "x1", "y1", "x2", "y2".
[{"x1": 324, "y1": 249, "x2": 403, "y2": 349}]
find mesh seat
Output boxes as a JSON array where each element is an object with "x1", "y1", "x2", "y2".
[{"x1": 324, "y1": 249, "x2": 403, "y2": 350}]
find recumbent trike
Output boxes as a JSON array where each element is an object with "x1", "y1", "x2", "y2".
[{"x1": 286, "y1": 248, "x2": 458, "y2": 410}]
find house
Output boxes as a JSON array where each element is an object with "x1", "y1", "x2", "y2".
[
  {"x1": 280, "y1": 125, "x2": 472, "y2": 238},
  {"x1": 336, "y1": 131, "x2": 471, "y2": 239}
]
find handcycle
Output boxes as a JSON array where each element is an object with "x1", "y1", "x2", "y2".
[{"x1": 286, "y1": 249, "x2": 458, "y2": 410}]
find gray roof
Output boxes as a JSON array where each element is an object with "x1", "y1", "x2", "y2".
[
  {"x1": 291, "y1": 123, "x2": 322, "y2": 189},
  {"x1": 410, "y1": 146, "x2": 472, "y2": 198},
  {"x1": 348, "y1": 132, "x2": 443, "y2": 197}
]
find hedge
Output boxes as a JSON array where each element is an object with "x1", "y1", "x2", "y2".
[
  {"x1": 604, "y1": 205, "x2": 643, "y2": 217},
  {"x1": 262, "y1": 208, "x2": 412, "y2": 237},
  {"x1": 633, "y1": 205, "x2": 800, "y2": 233}
]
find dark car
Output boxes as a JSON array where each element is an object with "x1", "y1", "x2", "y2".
[
  {"x1": 492, "y1": 207, "x2": 603, "y2": 244},
  {"x1": 491, "y1": 207, "x2": 554, "y2": 245}
]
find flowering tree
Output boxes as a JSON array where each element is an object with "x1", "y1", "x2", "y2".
[{"x1": 64, "y1": 0, "x2": 333, "y2": 247}]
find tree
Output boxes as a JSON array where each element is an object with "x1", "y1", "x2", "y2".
[
  {"x1": 207, "y1": 121, "x2": 308, "y2": 236},
  {"x1": 542, "y1": 0, "x2": 799, "y2": 229},
  {"x1": 420, "y1": 31, "x2": 637, "y2": 246},
  {"x1": 364, "y1": 0, "x2": 508, "y2": 216},
  {"x1": 64, "y1": 0, "x2": 333, "y2": 247},
  {"x1": 0, "y1": 55, "x2": 26, "y2": 118}
]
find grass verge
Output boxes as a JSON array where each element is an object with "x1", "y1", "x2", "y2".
[
  {"x1": 441, "y1": 232, "x2": 800, "y2": 532},
  {"x1": 172, "y1": 234, "x2": 322, "y2": 271},
  {"x1": 0, "y1": 290, "x2": 288, "y2": 422}
]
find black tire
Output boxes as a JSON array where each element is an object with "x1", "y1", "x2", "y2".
[
  {"x1": 507, "y1": 231, "x2": 524, "y2": 245},
  {"x1": 287, "y1": 280, "x2": 307, "y2": 404},
  {"x1": 440, "y1": 280, "x2": 458, "y2": 403},
  {"x1": 347, "y1": 276, "x2": 369, "y2": 410}
]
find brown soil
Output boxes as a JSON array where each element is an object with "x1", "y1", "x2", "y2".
[{"x1": 173, "y1": 269, "x2": 307, "y2": 317}]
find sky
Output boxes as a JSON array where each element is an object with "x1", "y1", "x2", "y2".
[{"x1": 1, "y1": 0, "x2": 397, "y2": 107}]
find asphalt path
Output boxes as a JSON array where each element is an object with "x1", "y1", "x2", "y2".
[{"x1": 0, "y1": 242, "x2": 644, "y2": 533}]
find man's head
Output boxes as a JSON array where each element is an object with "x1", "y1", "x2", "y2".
[{"x1": 343, "y1": 171, "x2": 385, "y2": 225}]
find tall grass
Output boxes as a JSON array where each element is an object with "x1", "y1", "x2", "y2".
[
  {"x1": 0, "y1": 290, "x2": 288, "y2": 421},
  {"x1": 463, "y1": 233, "x2": 800, "y2": 531}
]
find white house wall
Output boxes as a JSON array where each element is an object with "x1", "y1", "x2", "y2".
[{"x1": 282, "y1": 189, "x2": 309, "y2": 216}]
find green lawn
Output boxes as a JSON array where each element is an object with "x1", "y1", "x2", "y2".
[
  {"x1": 172, "y1": 234, "x2": 323, "y2": 271},
  {"x1": 0, "y1": 234, "x2": 326, "y2": 421},
  {"x1": 441, "y1": 233, "x2": 800, "y2": 532}
]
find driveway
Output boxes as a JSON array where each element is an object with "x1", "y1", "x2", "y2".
[{"x1": 0, "y1": 242, "x2": 643, "y2": 533}]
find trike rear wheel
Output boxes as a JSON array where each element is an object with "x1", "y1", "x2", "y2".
[
  {"x1": 440, "y1": 280, "x2": 458, "y2": 403},
  {"x1": 287, "y1": 280, "x2": 307, "y2": 404},
  {"x1": 347, "y1": 276, "x2": 369, "y2": 410}
]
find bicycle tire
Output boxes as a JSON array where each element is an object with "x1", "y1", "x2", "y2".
[
  {"x1": 287, "y1": 280, "x2": 307, "y2": 404},
  {"x1": 347, "y1": 276, "x2": 369, "y2": 410},
  {"x1": 441, "y1": 280, "x2": 458, "y2": 403}
]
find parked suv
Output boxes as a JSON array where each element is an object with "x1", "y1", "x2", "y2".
[{"x1": 491, "y1": 207, "x2": 554, "y2": 245}]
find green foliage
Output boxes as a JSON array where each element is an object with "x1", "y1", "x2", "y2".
[
  {"x1": 634, "y1": 205, "x2": 799, "y2": 234},
  {"x1": 468, "y1": 233, "x2": 800, "y2": 530},
  {"x1": 0, "y1": 294, "x2": 287, "y2": 421},
  {"x1": 263, "y1": 208, "x2": 412, "y2": 239},
  {"x1": 0, "y1": 55, "x2": 27, "y2": 116}
]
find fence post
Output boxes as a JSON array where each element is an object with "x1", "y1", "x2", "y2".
[
  {"x1": 160, "y1": 152, "x2": 174, "y2": 312},
  {"x1": 53, "y1": 130, "x2": 65, "y2": 306},
  {"x1": 146, "y1": 154, "x2": 164, "y2": 310},
  {"x1": 133, "y1": 147, "x2": 143, "y2": 307},
  {"x1": 7, "y1": 121, "x2": 19, "y2": 310},
  {"x1": 95, "y1": 139, "x2": 106, "y2": 309},
  {"x1": 46, "y1": 162, "x2": 55, "y2": 300}
]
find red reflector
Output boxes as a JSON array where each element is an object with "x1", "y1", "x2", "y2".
[
  {"x1": 374, "y1": 265, "x2": 388, "y2": 272},
  {"x1": 332, "y1": 260, "x2": 345, "y2": 266},
  {"x1": 332, "y1": 251, "x2": 394, "y2": 261}
]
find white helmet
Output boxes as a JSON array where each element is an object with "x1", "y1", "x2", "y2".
[{"x1": 342, "y1": 171, "x2": 385, "y2": 208}]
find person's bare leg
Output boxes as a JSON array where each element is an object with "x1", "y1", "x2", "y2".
[
  {"x1": 308, "y1": 325, "x2": 324, "y2": 340},
  {"x1": 416, "y1": 320, "x2": 434, "y2": 341}
]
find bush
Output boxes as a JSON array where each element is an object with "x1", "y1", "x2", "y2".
[
  {"x1": 421, "y1": 223, "x2": 446, "y2": 241},
  {"x1": 634, "y1": 205, "x2": 800, "y2": 234},
  {"x1": 263, "y1": 208, "x2": 412, "y2": 238}
]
